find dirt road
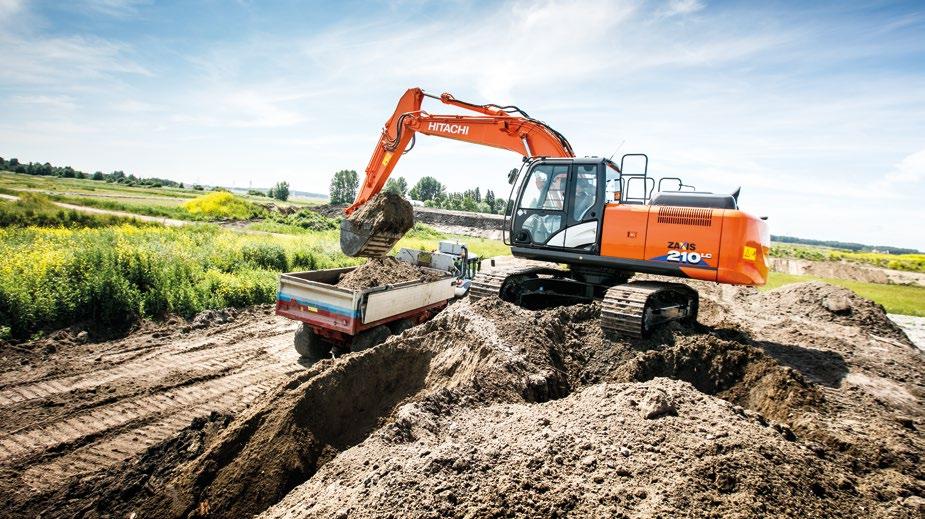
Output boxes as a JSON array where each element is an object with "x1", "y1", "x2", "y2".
[
  {"x1": 0, "y1": 307, "x2": 303, "y2": 504},
  {"x1": 0, "y1": 192, "x2": 189, "y2": 226}
]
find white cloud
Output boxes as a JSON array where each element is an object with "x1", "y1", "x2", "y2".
[
  {"x1": 886, "y1": 149, "x2": 925, "y2": 184},
  {"x1": 80, "y1": 0, "x2": 149, "y2": 18},
  {"x1": 659, "y1": 0, "x2": 705, "y2": 18},
  {"x1": 10, "y1": 94, "x2": 77, "y2": 111}
]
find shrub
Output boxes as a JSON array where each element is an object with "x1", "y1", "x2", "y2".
[
  {"x1": 183, "y1": 191, "x2": 265, "y2": 220},
  {"x1": 268, "y1": 209, "x2": 339, "y2": 231},
  {"x1": 0, "y1": 225, "x2": 357, "y2": 339}
]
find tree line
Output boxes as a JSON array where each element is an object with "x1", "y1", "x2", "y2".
[
  {"x1": 1, "y1": 156, "x2": 292, "y2": 201},
  {"x1": 772, "y1": 235, "x2": 919, "y2": 255},
  {"x1": 0, "y1": 156, "x2": 185, "y2": 189},
  {"x1": 329, "y1": 170, "x2": 504, "y2": 214}
]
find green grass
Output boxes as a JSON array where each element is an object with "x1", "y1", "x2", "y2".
[
  {"x1": 761, "y1": 272, "x2": 925, "y2": 317},
  {"x1": 0, "y1": 224, "x2": 360, "y2": 339},
  {"x1": 771, "y1": 243, "x2": 925, "y2": 273},
  {"x1": 0, "y1": 193, "x2": 152, "y2": 228}
]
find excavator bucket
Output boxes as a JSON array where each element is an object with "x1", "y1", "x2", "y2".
[{"x1": 339, "y1": 192, "x2": 415, "y2": 257}]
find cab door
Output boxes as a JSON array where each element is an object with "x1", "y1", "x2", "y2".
[
  {"x1": 510, "y1": 163, "x2": 570, "y2": 247},
  {"x1": 546, "y1": 163, "x2": 605, "y2": 252}
]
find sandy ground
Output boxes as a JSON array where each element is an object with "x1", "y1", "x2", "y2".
[
  {"x1": 0, "y1": 275, "x2": 922, "y2": 517},
  {"x1": 0, "y1": 307, "x2": 306, "y2": 513},
  {"x1": 890, "y1": 314, "x2": 925, "y2": 351}
]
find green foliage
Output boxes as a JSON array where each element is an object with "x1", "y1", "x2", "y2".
[
  {"x1": 183, "y1": 191, "x2": 265, "y2": 220},
  {"x1": 193, "y1": 184, "x2": 204, "y2": 191},
  {"x1": 330, "y1": 170, "x2": 359, "y2": 204},
  {"x1": 0, "y1": 157, "x2": 190, "y2": 188},
  {"x1": 268, "y1": 209, "x2": 339, "y2": 231},
  {"x1": 0, "y1": 193, "x2": 144, "y2": 228},
  {"x1": 0, "y1": 225, "x2": 359, "y2": 339},
  {"x1": 384, "y1": 176, "x2": 408, "y2": 196},
  {"x1": 248, "y1": 189, "x2": 267, "y2": 197},
  {"x1": 409, "y1": 176, "x2": 445, "y2": 201},
  {"x1": 269, "y1": 181, "x2": 290, "y2": 201}
]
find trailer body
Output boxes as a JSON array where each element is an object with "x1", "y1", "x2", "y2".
[{"x1": 275, "y1": 266, "x2": 454, "y2": 347}]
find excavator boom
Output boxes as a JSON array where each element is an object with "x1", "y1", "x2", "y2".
[{"x1": 346, "y1": 88, "x2": 574, "y2": 214}]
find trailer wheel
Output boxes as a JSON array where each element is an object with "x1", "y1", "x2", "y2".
[
  {"x1": 294, "y1": 323, "x2": 330, "y2": 361},
  {"x1": 351, "y1": 325, "x2": 391, "y2": 352},
  {"x1": 389, "y1": 318, "x2": 417, "y2": 335}
]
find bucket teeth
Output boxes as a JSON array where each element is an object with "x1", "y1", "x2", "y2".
[{"x1": 340, "y1": 219, "x2": 403, "y2": 257}]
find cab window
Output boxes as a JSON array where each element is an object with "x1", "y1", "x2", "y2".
[
  {"x1": 572, "y1": 165, "x2": 598, "y2": 220},
  {"x1": 606, "y1": 162, "x2": 621, "y2": 202},
  {"x1": 521, "y1": 164, "x2": 569, "y2": 210}
]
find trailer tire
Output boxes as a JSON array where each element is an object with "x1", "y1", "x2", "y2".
[
  {"x1": 351, "y1": 325, "x2": 391, "y2": 352},
  {"x1": 389, "y1": 318, "x2": 417, "y2": 335},
  {"x1": 294, "y1": 323, "x2": 329, "y2": 360}
]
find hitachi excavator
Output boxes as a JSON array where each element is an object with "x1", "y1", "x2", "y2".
[{"x1": 341, "y1": 88, "x2": 770, "y2": 337}]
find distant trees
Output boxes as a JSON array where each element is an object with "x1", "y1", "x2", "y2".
[
  {"x1": 420, "y1": 186, "x2": 505, "y2": 215},
  {"x1": 248, "y1": 189, "x2": 267, "y2": 197},
  {"x1": 330, "y1": 169, "x2": 359, "y2": 204},
  {"x1": 384, "y1": 176, "x2": 408, "y2": 196},
  {"x1": 269, "y1": 181, "x2": 290, "y2": 201},
  {"x1": 0, "y1": 157, "x2": 185, "y2": 188},
  {"x1": 409, "y1": 176, "x2": 445, "y2": 202}
]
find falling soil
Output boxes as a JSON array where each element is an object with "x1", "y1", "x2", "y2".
[
  {"x1": 340, "y1": 191, "x2": 414, "y2": 256},
  {"x1": 336, "y1": 257, "x2": 444, "y2": 291},
  {"x1": 2, "y1": 278, "x2": 924, "y2": 517},
  {"x1": 345, "y1": 191, "x2": 414, "y2": 234}
]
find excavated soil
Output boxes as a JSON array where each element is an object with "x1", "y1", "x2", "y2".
[
  {"x1": 336, "y1": 257, "x2": 444, "y2": 291},
  {"x1": 345, "y1": 192, "x2": 414, "y2": 234},
  {"x1": 1, "y1": 278, "x2": 923, "y2": 517}
]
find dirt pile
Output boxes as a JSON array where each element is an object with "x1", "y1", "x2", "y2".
[
  {"x1": 263, "y1": 379, "x2": 865, "y2": 518},
  {"x1": 336, "y1": 257, "x2": 444, "y2": 291},
  {"x1": 2, "y1": 280, "x2": 923, "y2": 517},
  {"x1": 115, "y1": 286, "x2": 925, "y2": 518},
  {"x1": 339, "y1": 192, "x2": 414, "y2": 256},
  {"x1": 754, "y1": 281, "x2": 907, "y2": 339}
]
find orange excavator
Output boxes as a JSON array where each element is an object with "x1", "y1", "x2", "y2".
[{"x1": 341, "y1": 88, "x2": 770, "y2": 336}]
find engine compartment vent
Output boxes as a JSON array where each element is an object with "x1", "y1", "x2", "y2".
[{"x1": 657, "y1": 207, "x2": 713, "y2": 226}]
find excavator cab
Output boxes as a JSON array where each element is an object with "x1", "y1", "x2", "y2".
[{"x1": 508, "y1": 159, "x2": 606, "y2": 251}]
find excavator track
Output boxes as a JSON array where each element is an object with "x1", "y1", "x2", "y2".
[
  {"x1": 469, "y1": 262, "x2": 553, "y2": 301},
  {"x1": 601, "y1": 281, "x2": 698, "y2": 338}
]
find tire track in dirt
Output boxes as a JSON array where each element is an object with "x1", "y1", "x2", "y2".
[
  {"x1": 0, "y1": 319, "x2": 290, "y2": 391},
  {"x1": 0, "y1": 336, "x2": 278, "y2": 407},
  {"x1": 0, "y1": 312, "x2": 305, "y2": 490}
]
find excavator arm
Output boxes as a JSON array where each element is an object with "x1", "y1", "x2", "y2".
[{"x1": 346, "y1": 88, "x2": 575, "y2": 214}]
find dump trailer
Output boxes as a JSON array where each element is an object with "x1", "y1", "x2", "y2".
[{"x1": 276, "y1": 265, "x2": 455, "y2": 360}]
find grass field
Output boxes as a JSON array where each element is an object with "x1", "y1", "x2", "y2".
[
  {"x1": 762, "y1": 272, "x2": 925, "y2": 316},
  {"x1": 770, "y1": 243, "x2": 925, "y2": 273}
]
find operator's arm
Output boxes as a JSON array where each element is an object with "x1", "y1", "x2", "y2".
[{"x1": 345, "y1": 88, "x2": 574, "y2": 214}]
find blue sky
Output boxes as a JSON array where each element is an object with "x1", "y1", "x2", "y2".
[{"x1": 1, "y1": 0, "x2": 923, "y2": 249}]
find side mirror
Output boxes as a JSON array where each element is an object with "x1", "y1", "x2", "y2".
[{"x1": 507, "y1": 168, "x2": 518, "y2": 185}]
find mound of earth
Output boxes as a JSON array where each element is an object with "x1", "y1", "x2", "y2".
[
  {"x1": 3, "y1": 279, "x2": 923, "y2": 517},
  {"x1": 336, "y1": 257, "x2": 443, "y2": 290},
  {"x1": 263, "y1": 379, "x2": 864, "y2": 518},
  {"x1": 756, "y1": 281, "x2": 907, "y2": 339}
]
